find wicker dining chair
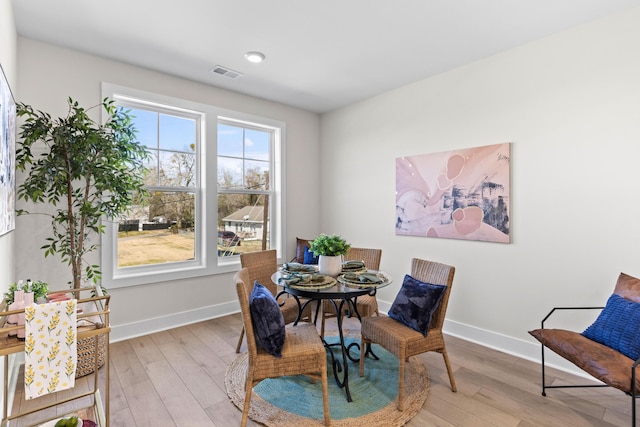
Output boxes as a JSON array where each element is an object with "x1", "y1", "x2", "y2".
[
  {"x1": 236, "y1": 249, "x2": 312, "y2": 353},
  {"x1": 320, "y1": 247, "x2": 382, "y2": 337},
  {"x1": 359, "y1": 258, "x2": 457, "y2": 410},
  {"x1": 234, "y1": 268, "x2": 331, "y2": 427}
]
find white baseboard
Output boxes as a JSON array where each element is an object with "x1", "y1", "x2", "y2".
[
  {"x1": 110, "y1": 300, "x2": 240, "y2": 342},
  {"x1": 376, "y1": 300, "x2": 593, "y2": 380}
]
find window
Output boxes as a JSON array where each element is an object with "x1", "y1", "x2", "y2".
[
  {"x1": 217, "y1": 120, "x2": 274, "y2": 257},
  {"x1": 118, "y1": 105, "x2": 199, "y2": 268},
  {"x1": 101, "y1": 83, "x2": 285, "y2": 288}
]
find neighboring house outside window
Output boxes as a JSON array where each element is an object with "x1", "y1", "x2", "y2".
[{"x1": 101, "y1": 83, "x2": 284, "y2": 288}]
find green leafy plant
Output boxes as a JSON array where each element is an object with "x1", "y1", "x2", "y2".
[
  {"x1": 309, "y1": 233, "x2": 350, "y2": 257},
  {"x1": 16, "y1": 97, "x2": 150, "y2": 289},
  {"x1": 4, "y1": 280, "x2": 49, "y2": 305}
]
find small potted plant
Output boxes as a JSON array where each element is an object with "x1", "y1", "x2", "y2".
[
  {"x1": 4, "y1": 279, "x2": 49, "y2": 305},
  {"x1": 309, "y1": 234, "x2": 350, "y2": 276}
]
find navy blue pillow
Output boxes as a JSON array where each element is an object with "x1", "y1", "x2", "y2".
[
  {"x1": 388, "y1": 274, "x2": 447, "y2": 336},
  {"x1": 582, "y1": 293, "x2": 640, "y2": 361},
  {"x1": 303, "y1": 245, "x2": 319, "y2": 265},
  {"x1": 249, "y1": 281, "x2": 286, "y2": 357}
]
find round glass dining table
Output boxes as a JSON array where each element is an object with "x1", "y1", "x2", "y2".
[{"x1": 271, "y1": 269, "x2": 392, "y2": 402}]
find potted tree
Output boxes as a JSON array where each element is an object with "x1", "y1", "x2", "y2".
[
  {"x1": 15, "y1": 97, "x2": 149, "y2": 377},
  {"x1": 16, "y1": 97, "x2": 149, "y2": 290},
  {"x1": 309, "y1": 233, "x2": 350, "y2": 276}
]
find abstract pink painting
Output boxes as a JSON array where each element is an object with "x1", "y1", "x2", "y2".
[{"x1": 396, "y1": 143, "x2": 510, "y2": 243}]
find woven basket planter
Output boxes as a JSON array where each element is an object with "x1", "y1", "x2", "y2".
[{"x1": 75, "y1": 333, "x2": 107, "y2": 378}]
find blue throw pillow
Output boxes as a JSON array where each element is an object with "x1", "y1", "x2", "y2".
[
  {"x1": 249, "y1": 281, "x2": 286, "y2": 357},
  {"x1": 388, "y1": 274, "x2": 447, "y2": 336},
  {"x1": 582, "y1": 293, "x2": 640, "y2": 361},
  {"x1": 303, "y1": 245, "x2": 319, "y2": 265}
]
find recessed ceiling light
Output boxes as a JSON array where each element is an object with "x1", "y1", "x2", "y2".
[{"x1": 244, "y1": 51, "x2": 265, "y2": 63}]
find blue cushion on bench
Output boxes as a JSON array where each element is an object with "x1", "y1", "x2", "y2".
[{"x1": 582, "y1": 293, "x2": 640, "y2": 361}]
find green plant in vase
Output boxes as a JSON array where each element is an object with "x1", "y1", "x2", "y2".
[
  {"x1": 4, "y1": 280, "x2": 49, "y2": 305},
  {"x1": 310, "y1": 234, "x2": 350, "y2": 276}
]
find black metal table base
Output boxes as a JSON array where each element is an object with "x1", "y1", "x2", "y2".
[{"x1": 277, "y1": 287, "x2": 382, "y2": 402}]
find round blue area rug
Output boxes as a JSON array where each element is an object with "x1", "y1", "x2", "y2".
[{"x1": 225, "y1": 336, "x2": 429, "y2": 427}]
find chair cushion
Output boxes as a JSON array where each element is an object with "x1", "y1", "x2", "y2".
[
  {"x1": 303, "y1": 245, "x2": 319, "y2": 265},
  {"x1": 529, "y1": 328, "x2": 640, "y2": 394},
  {"x1": 295, "y1": 237, "x2": 311, "y2": 263},
  {"x1": 582, "y1": 293, "x2": 640, "y2": 361},
  {"x1": 250, "y1": 281, "x2": 286, "y2": 357},
  {"x1": 388, "y1": 274, "x2": 446, "y2": 336}
]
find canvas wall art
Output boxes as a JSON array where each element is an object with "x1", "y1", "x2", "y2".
[
  {"x1": 396, "y1": 142, "x2": 510, "y2": 243},
  {"x1": 0, "y1": 65, "x2": 16, "y2": 236}
]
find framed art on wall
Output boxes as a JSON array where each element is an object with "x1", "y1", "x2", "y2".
[
  {"x1": 0, "y1": 64, "x2": 16, "y2": 236},
  {"x1": 396, "y1": 142, "x2": 510, "y2": 243}
]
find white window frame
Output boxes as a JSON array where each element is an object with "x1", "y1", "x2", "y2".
[{"x1": 101, "y1": 83, "x2": 285, "y2": 288}]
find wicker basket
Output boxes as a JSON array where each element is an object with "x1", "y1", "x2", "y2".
[{"x1": 75, "y1": 333, "x2": 107, "y2": 378}]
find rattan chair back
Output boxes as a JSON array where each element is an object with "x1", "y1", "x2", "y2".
[
  {"x1": 236, "y1": 249, "x2": 311, "y2": 352},
  {"x1": 411, "y1": 257, "x2": 455, "y2": 333},
  {"x1": 345, "y1": 247, "x2": 382, "y2": 270},
  {"x1": 235, "y1": 268, "x2": 259, "y2": 358},
  {"x1": 240, "y1": 249, "x2": 278, "y2": 296}
]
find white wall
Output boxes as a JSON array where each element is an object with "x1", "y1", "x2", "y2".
[
  {"x1": 320, "y1": 8, "x2": 640, "y2": 367},
  {"x1": 15, "y1": 38, "x2": 321, "y2": 340}
]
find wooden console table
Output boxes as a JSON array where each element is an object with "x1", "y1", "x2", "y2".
[{"x1": 0, "y1": 287, "x2": 110, "y2": 427}]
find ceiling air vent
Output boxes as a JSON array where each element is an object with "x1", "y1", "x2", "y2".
[{"x1": 211, "y1": 65, "x2": 242, "y2": 79}]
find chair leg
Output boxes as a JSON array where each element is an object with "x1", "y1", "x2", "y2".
[
  {"x1": 235, "y1": 326, "x2": 245, "y2": 353},
  {"x1": 241, "y1": 375, "x2": 253, "y2": 427},
  {"x1": 320, "y1": 307, "x2": 327, "y2": 338},
  {"x1": 397, "y1": 356, "x2": 406, "y2": 411},
  {"x1": 359, "y1": 336, "x2": 367, "y2": 377},
  {"x1": 441, "y1": 347, "x2": 457, "y2": 392},
  {"x1": 321, "y1": 366, "x2": 331, "y2": 426}
]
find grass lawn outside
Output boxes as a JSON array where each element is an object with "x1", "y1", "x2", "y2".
[{"x1": 117, "y1": 230, "x2": 266, "y2": 266}]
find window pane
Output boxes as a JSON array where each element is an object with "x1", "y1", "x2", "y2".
[
  {"x1": 118, "y1": 191, "x2": 195, "y2": 267},
  {"x1": 218, "y1": 193, "x2": 269, "y2": 257},
  {"x1": 144, "y1": 151, "x2": 159, "y2": 186},
  {"x1": 159, "y1": 151, "x2": 196, "y2": 187},
  {"x1": 128, "y1": 108, "x2": 158, "y2": 149},
  {"x1": 218, "y1": 157, "x2": 243, "y2": 189},
  {"x1": 218, "y1": 123, "x2": 243, "y2": 157},
  {"x1": 160, "y1": 114, "x2": 196, "y2": 152},
  {"x1": 245, "y1": 128, "x2": 270, "y2": 161},
  {"x1": 245, "y1": 162, "x2": 269, "y2": 190}
]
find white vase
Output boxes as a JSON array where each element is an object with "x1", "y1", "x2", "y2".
[{"x1": 318, "y1": 255, "x2": 343, "y2": 277}]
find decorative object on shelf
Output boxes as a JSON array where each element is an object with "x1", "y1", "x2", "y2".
[
  {"x1": 16, "y1": 98, "x2": 150, "y2": 290},
  {"x1": 24, "y1": 299, "x2": 78, "y2": 399},
  {"x1": 309, "y1": 234, "x2": 350, "y2": 277},
  {"x1": 5, "y1": 279, "x2": 49, "y2": 338},
  {"x1": 7, "y1": 288, "x2": 24, "y2": 338},
  {"x1": 4, "y1": 279, "x2": 49, "y2": 304}
]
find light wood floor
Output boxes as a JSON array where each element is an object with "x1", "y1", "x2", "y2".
[{"x1": 11, "y1": 313, "x2": 634, "y2": 426}]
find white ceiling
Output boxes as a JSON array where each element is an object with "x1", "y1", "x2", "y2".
[{"x1": 11, "y1": 0, "x2": 640, "y2": 113}]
